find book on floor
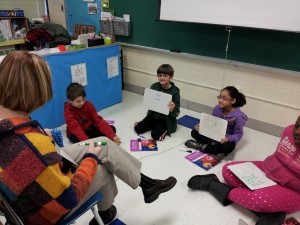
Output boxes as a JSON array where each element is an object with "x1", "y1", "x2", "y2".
[
  {"x1": 283, "y1": 217, "x2": 300, "y2": 225},
  {"x1": 130, "y1": 138, "x2": 158, "y2": 151},
  {"x1": 185, "y1": 151, "x2": 221, "y2": 171},
  {"x1": 227, "y1": 162, "x2": 277, "y2": 190},
  {"x1": 105, "y1": 119, "x2": 115, "y2": 125}
]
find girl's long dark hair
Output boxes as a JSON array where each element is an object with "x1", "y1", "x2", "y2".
[{"x1": 222, "y1": 86, "x2": 246, "y2": 108}]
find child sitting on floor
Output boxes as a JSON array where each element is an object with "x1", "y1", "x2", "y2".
[
  {"x1": 185, "y1": 86, "x2": 247, "y2": 158},
  {"x1": 134, "y1": 64, "x2": 180, "y2": 141},
  {"x1": 187, "y1": 115, "x2": 300, "y2": 225},
  {"x1": 64, "y1": 82, "x2": 121, "y2": 144}
]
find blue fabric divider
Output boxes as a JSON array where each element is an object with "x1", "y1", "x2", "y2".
[
  {"x1": 30, "y1": 45, "x2": 122, "y2": 128},
  {"x1": 177, "y1": 115, "x2": 200, "y2": 129}
]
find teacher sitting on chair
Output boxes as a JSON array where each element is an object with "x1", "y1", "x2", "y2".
[{"x1": 0, "y1": 51, "x2": 177, "y2": 225}]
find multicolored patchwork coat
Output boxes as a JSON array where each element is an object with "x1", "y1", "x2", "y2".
[{"x1": 0, "y1": 118, "x2": 98, "y2": 225}]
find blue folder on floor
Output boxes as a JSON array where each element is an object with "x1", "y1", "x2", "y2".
[
  {"x1": 177, "y1": 115, "x2": 200, "y2": 129},
  {"x1": 111, "y1": 219, "x2": 126, "y2": 225}
]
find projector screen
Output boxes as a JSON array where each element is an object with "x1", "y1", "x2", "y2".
[{"x1": 159, "y1": 0, "x2": 300, "y2": 33}]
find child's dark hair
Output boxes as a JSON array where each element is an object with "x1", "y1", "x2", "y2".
[
  {"x1": 222, "y1": 86, "x2": 246, "y2": 108},
  {"x1": 66, "y1": 83, "x2": 86, "y2": 101},
  {"x1": 157, "y1": 64, "x2": 174, "y2": 76}
]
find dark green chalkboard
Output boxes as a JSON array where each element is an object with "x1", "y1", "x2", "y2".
[{"x1": 110, "y1": 0, "x2": 300, "y2": 72}]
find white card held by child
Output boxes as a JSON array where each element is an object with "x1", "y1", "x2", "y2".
[
  {"x1": 143, "y1": 88, "x2": 172, "y2": 115},
  {"x1": 228, "y1": 162, "x2": 277, "y2": 190},
  {"x1": 199, "y1": 113, "x2": 228, "y2": 142}
]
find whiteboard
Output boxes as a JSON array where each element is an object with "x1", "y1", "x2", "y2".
[
  {"x1": 159, "y1": 0, "x2": 300, "y2": 32},
  {"x1": 143, "y1": 88, "x2": 172, "y2": 115},
  {"x1": 199, "y1": 113, "x2": 228, "y2": 142}
]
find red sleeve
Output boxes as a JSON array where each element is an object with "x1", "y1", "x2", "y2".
[
  {"x1": 64, "y1": 107, "x2": 89, "y2": 141},
  {"x1": 87, "y1": 102, "x2": 116, "y2": 140}
]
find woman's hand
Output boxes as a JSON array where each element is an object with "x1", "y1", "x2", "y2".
[
  {"x1": 87, "y1": 141, "x2": 102, "y2": 157},
  {"x1": 168, "y1": 101, "x2": 175, "y2": 112}
]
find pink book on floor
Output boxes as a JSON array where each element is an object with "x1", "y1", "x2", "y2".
[
  {"x1": 105, "y1": 120, "x2": 115, "y2": 125},
  {"x1": 130, "y1": 138, "x2": 158, "y2": 151},
  {"x1": 185, "y1": 151, "x2": 221, "y2": 171}
]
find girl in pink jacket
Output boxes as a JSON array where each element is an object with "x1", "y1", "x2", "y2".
[{"x1": 187, "y1": 115, "x2": 300, "y2": 225}]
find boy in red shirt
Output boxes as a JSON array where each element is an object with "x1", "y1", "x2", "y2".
[{"x1": 64, "y1": 83, "x2": 121, "y2": 144}]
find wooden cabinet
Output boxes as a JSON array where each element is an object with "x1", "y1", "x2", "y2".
[{"x1": 0, "y1": 17, "x2": 29, "y2": 37}]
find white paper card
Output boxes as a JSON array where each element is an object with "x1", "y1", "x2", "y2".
[
  {"x1": 228, "y1": 162, "x2": 277, "y2": 190},
  {"x1": 107, "y1": 56, "x2": 119, "y2": 78},
  {"x1": 238, "y1": 219, "x2": 248, "y2": 225},
  {"x1": 71, "y1": 63, "x2": 87, "y2": 86},
  {"x1": 199, "y1": 113, "x2": 228, "y2": 142},
  {"x1": 59, "y1": 150, "x2": 78, "y2": 167},
  {"x1": 143, "y1": 88, "x2": 172, "y2": 115}
]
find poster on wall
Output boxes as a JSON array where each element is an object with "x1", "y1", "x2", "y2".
[
  {"x1": 88, "y1": 3, "x2": 98, "y2": 14},
  {"x1": 107, "y1": 56, "x2": 119, "y2": 79},
  {"x1": 71, "y1": 63, "x2": 88, "y2": 86}
]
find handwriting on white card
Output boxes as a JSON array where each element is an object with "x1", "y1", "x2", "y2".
[
  {"x1": 228, "y1": 162, "x2": 277, "y2": 190},
  {"x1": 143, "y1": 88, "x2": 172, "y2": 115},
  {"x1": 71, "y1": 63, "x2": 87, "y2": 86}
]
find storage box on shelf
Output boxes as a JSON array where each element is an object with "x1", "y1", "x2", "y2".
[
  {"x1": 100, "y1": 19, "x2": 131, "y2": 36},
  {"x1": 0, "y1": 10, "x2": 24, "y2": 17},
  {"x1": 0, "y1": 16, "x2": 29, "y2": 37}
]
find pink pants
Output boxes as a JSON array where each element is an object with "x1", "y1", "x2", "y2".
[{"x1": 222, "y1": 161, "x2": 300, "y2": 213}]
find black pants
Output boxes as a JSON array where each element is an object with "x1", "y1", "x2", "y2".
[
  {"x1": 191, "y1": 129, "x2": 236, "y2": 155},
  {"x1": 134, "y1": 115, "x2": 168, "y2": 140},
  {"x1": 68, "y1": 124, "x2": 116, "y2": 144}
]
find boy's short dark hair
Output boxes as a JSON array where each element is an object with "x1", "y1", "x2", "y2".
[
  {"x1": 66, "y1": 83, "x2": 86, "y2": 101},
  {"x1": 157, "y1": 64, "x2": 174, "y2": 76}
]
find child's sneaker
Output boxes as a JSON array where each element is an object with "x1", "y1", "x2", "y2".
[{"x1": 184, "y1": 139, "x2": 202, "y2": 150}]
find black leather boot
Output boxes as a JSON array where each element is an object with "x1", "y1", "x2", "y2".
[{"x1": 142, "y1": 176, "x2": 177, "y2": 203}]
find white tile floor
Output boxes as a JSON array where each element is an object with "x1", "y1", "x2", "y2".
[{"x1": 2, "y1": 90, "x2": 300, "y2": 225}]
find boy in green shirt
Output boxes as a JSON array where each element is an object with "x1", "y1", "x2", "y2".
[{"x1": 134, "y1": 64, "x2": 180, "y2": 141}]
